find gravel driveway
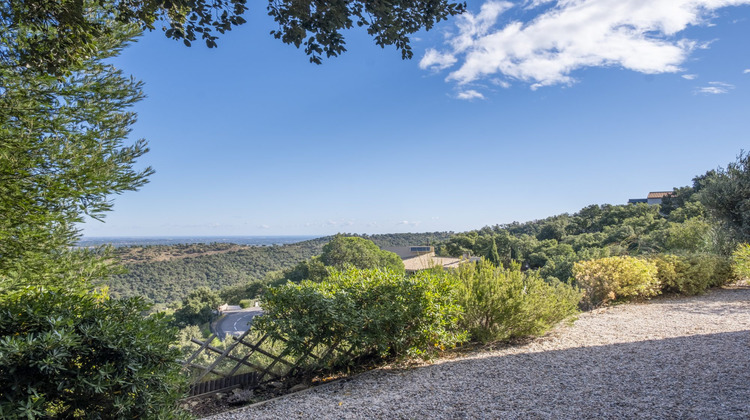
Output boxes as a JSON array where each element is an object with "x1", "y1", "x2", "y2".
[{"x1": 207, "y1": 286, "x2": 750, "y2": 419}]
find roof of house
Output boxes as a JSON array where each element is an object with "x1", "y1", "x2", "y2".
[
  {"x1": 401, "y1": 254, "x2": 479, "y2": 272},
  {"x1": 647, "y1": 191, "x2": 673, "y2": 199}
]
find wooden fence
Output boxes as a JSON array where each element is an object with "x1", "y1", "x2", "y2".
[{"x1": 181, "y1": 326, "x2": 354, "y2": 397}]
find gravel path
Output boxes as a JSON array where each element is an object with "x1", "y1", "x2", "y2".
[{"x1": 207, "y1": 286, "x2": 750, "y2": 419}]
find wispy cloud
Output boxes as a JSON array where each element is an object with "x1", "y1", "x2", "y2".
[
  {"x1": 682, "y1": 74, "x2": 697, "y2": 80},
  {"x1": 695, "y1": 81, "x2": 735, "y2": 94},
  {"x1": 397, "y1": 220, "x2": 422, "y2": 227},
  {"x1": 744, "y1": 69, "x2": 750, "y2": 74},
  {"x1": 258, "y1": 224, "x2": 270, "y2": 229},
  {"x1": 325, "y1": 219, "x2": 355, "y2": 227},
  {"x1": 491, "y1": 78, "x2": 512, "y2": 88},
  {"x1": 424, "y1": 0, "x2": 750, "y2": 93},
  {"x1": 456, "y1": 90, "x2": 486, "y2": 100},
  {"x1": 420, "y1": 49, "x2": 457, "y2": 71}
]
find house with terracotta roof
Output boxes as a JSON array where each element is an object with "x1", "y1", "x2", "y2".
[
  {"x1": 382, "y1": 246, "x2": 478, "y2": 273},
  {"x1": 628, "y1": 191, "x2": 674, "y2": 205},
  {"x1": 646, "y1": 191, "x2": 673, "y2": 205}
]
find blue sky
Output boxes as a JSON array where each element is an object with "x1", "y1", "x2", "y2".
[{"x1": 82, "y1": 0, "x2": 750, "y2": 237}]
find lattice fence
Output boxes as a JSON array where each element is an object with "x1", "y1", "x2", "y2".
[{"x1": 181, "y1": 327, "x2": 355, "y2": 397}]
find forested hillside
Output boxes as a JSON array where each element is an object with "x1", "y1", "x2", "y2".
[
  {"x1": 108, "y1": 232, "x2": 455, "y2": 304},
  {"x1": 437, "y1": 185, "x2": 721, "y2": 284},
  {"x1": 108, "y1": 238, "x2": 329, "y2": 303}
]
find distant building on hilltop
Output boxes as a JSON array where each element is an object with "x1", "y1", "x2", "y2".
[
  {"x1": 382, "y1": 246, "x2": 478, "y2": 273},
  {"x1": 646, "y1": 191, "x2": 674, "y2": 205},
  {"x1": 628, "y1": 191, "x2": 674, "y2": 206}
]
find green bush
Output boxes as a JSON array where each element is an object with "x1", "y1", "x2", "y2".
[
  {"x1": 319, "y1": 235, "x2": 405, "y2": 274},
  {"x1": 239, "y1": 298, "x2": 254, "y2": 308},
  {"x1": 0, "y1": 290, "x2": 188, "y2": 419},
  {"x1": 455, "y1": 260, "x2": 581, "y2": 343},
  {"x1": 732, "y1": 243, "x2": 750, "y2": 280},
  {"x1": 651, "y1": 253, "x2": 736, "y2": 295},
  {"x1": 255, "y1": 268, "x2": 465, "y2": 367},
  {"x1": 573, "y1": 256, "x2": 659, "y2": 308}
]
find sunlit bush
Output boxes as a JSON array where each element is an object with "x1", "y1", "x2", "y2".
[
  {"x1": 455, "y1": 259, "x2": 581, "y2": 343},
  {"x1": 573, "y1": 256, "x2": 659, "y2": 308},
  {"x1": 732, "y1": 243, "x2": 750, "y2": 280}
]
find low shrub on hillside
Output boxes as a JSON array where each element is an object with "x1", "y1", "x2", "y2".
[
  {"x1": 455, "y1": 259, "x2": 581, "y2": 343},
  {"x1": 732, "y1": 243, "x2": 750, "y2": 280},
  {"x1": 652, "y1": 253, "x2": 736, "y2": 295},
  {"x1": 0, "y1": 290, "x2": 188, "y2": 419},
  {"x1": 573, "y1": 256, "x2": 659, "y2": 308},
  {"x1": 254, "y1": 268, "x2": 465, "y2": 368}
]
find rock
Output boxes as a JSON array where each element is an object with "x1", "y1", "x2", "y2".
[
  {"x1": 267, "y1": 381, "x2": 283, "y2": 389},
  {"x1": 228, "y1": 388, "x2": 254, "y2": 404},
  {"x1": 289, "y1": 384, "x2": 309, "y2": 393}
]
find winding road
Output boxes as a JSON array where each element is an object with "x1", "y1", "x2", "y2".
[{"x1": 215, "y1": 307, "x2": 264, "y2": 339}]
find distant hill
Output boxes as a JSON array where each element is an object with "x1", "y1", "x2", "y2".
[
  {"x1": 107, "y1": 237, "x2": 331, "y2": 304},
  {"x1": 107, "y1": 232, "x2": 455, "y2": 304}
]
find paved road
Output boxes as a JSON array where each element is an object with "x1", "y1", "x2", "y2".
[{"x1": 215, "y1": 307, "x2": 263, "y2": 340}]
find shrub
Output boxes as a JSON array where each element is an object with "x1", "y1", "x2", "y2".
[
  {"x1": 172, "y1": 286, "x2": 221, "y2": 327},
  {"x1": 732, "y1": 243, "x2": 750, "y2": 280},
  {"x1": 652, "y1": 253, "x2": 736, "y2": 295},
  {"x1": 0, "y1": 290, "x2": 188, "y2": 419},
  {"x1": 573, "y1": 256, "x2": 659, "y2": 308},
  {"x1": 455, "y1": 260, "x2": 581, "y2": 343},
  {"x1": 239, "y1": 298, "x2": 254, "y2": 308},
  {"x1": 255, "y1": 268, "x2": 465, "y2": 367},
  {"x1": 320, "y1": 235, "x2": 405, "y2": 274}
]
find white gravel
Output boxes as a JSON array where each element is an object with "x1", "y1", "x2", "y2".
[{"x1": 206, "y1": 286, "x2": 750, "y2": 419}]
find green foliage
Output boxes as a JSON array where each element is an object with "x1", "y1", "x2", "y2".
[
  {"x1": 283, "y1": 257, "x2": 330, "y2": 283},
  {"x1": 700, "y1": 151, "x2": 750, "y2": 243},
  {"x1": 651, "y1": 254, "x2": 736, "y2": 295},
  {"x1": 649, "y1": 218, "x2": 712, "y2": 253},
  {"x1": 173, "y1": 286, "x2": 221, "y2": 327},
  {"x1": 320, "y1": 235, "x2": 406, "y2": 273},
  {"x1": 0, "y1": 16, "x2": 192, "y2": 419},
  {"x1": 3, "y1": 0, "x2": 466, "y2": 74},
  {"x1": 0, "y1": 0, "x2": 247, "y2": 74},
  {"x1": 454, "y1": 260, "x2": 581, "y2": 343},
  {"x1": 268, "y1": 0, "x2": 465, "y2": 64},
  {"x1": 732, "y1": 243, "x2": 750, "y2": 280},
  {"x1": 255, "y1": 268, "x2": 465, "y2": 366},
  {"x1": 573, "y1": 256, "x2": 660, "y2": 308},
  {"x1": 0, "y1": 23, "x2": 151, "y2": 297},
  {"x1": 0, "y1": 290, "x2": 188, "y2": 419},
  {"x1": 364, "y1": 232, "x2": 455, "y2": 248},
  {"x1": 239, "y1": 299, "x2": 254, "y2": 309}
]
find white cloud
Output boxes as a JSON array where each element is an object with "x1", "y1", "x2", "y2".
[
  {"x1": 695, "y1": 81, "x2": 735, "y2": 94},
  {"x1": 424, "y1": 0, "x2": 750, "y2": 92},
  {"x1": 491, "y1": 78, "x2": 512, "y2": 88},
  {"x1": 744, "y1": 69, "x2": 750, "y2": 74},
  {"x1": 456, "y1": 90, "x2": 486, "y2": 100},
  {"x1": 524, "y1": 0, "x2": 556, "y2": 8},
  {"x1": 682, "y1": 74, "x2": 697, "y2": 80},
  {"x1": 419, "y1": 49, "x2": 457, "y2": 71},
  {"x1": 258, "y1": 224, "x2": 270, "y2": 229},
  {"x1": 397, "y1": 220, "x2": 422, "y2": 226}
]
